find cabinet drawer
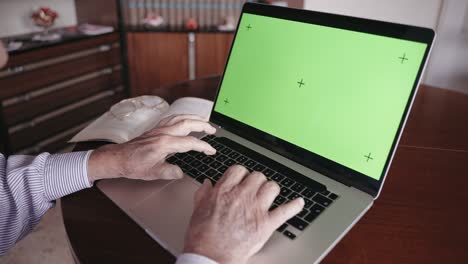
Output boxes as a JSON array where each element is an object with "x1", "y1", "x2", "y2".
[
  {"x1": 3, "y1": 69, "x2": 122, "y2": 126},
  {"x1": 9, "y1": 92, "x2": 125, "y2": 152},
  {"x1": 6, "y1": 33, "x2": 120, "y2": 68},
  {"x1": 0, "y1": 47, "x2": 120, "y2": 100}
]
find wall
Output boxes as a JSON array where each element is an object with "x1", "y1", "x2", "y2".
[
  {"x1": 304, "y1": 0, "x2": 468, "y2": 93},
  {"x1": 0, "y1": 0, "x2": 77, "y2": 38},
  {"x1": 425, "y1": 0, "x2": 468, "y2": 93}
]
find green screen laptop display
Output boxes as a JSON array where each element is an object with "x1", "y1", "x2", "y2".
[{"x1": 214, "y1": 13, "x2": 428, "y2": 180}]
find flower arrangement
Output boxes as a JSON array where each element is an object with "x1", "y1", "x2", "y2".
[{"x1": 31, "y1": 7, "x2": 59, "y2": 29}]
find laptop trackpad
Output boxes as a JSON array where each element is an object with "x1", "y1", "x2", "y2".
[{"x1": 129, "y1": 176, "x2": 198, "y2": 256}]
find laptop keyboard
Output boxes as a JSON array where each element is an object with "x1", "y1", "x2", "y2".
[{"x1": 167, "y1": 135, "x2": 339, "y2": 240}]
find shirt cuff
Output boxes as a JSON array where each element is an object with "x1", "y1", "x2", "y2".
[
  {"x1": 175, "y1": 253, "x2": 219, "y2": 264},
  {"x1": 43, "y1": 151, "x2": 93, "y2": 201}
]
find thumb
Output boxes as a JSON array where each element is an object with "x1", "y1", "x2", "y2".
[
  {"x1": 194, "y1": 179, "x2": 212, "y2": 206},
  {"x1": 155, "y1": 162, "x2": 184, "y2": 180}
]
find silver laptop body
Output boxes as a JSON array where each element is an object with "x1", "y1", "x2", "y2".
[{"x1": 98, "y1": 3, "x2": 434, "y2": 263}]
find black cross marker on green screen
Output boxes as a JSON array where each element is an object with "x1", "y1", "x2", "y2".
[
  {"x1": 398, "y1": 53, "x2": 409, "y2": 64},
  {"x1": 297, "y1": 79, "x2": 305, "y2": 88},
  {"x1": 246, "y1": 24, "x2": 252, "y2": 30},
  {"x1": 224, "y1": 98, "x2": 229, "y2": 105},
  {"x1": 364, "y1": 153, "x2": 373, "y2": 162}
]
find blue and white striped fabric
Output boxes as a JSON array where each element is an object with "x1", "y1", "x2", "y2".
[
  {"x1": 0, "y1": 151, "x2": 92, "y2": 255},
  {"x1": 0, "y1": 151, "x2": 217, "y2": 264}
]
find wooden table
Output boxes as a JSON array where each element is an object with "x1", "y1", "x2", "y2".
[{"x1": 62, "y1": 78, "x2": 468, "y2": 264}]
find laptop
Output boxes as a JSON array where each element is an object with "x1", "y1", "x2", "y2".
[{"x1": 97, "y1": 3, "x2": 434, "y2": 263}]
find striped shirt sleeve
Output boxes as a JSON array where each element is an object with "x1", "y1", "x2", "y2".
[{"x1": 0, "y1": 151, "x2": 92, "y2": 255}]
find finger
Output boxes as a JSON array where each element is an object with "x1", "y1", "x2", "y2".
[
  {"x1": 194, "y1": 179, "x2": 213, "y2": 206},
  {"x1": 216, "y1": 165, "x2": 250, "y2": 192},
  {"x1": 159, "y1": 114, "x2": 206, "y2": 127},
  {"x1": 160, "y1": 119, "x2": 216, "y2": 137},
  {"x1": 268, "y1": 198, "x2": 304, "y2": 230},
  {"x1": 155, "y1": 162, "x2": 184, "y2": 180},
  {"x1": 239, "y1": 171, "x2": 267, "y2": 194},
  {"x1": 162, "y1": 135, "x2": 216, "y2": 155},
  {"x1": 256, "y1": 181, "x2": 280, "y2": 210}
]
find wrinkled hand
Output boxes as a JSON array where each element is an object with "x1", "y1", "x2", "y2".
[
  {"x1": 88, "y1": 114, "x2": 216, "y2": 182},
  {"x1": 184, "y1": 165, "x2": 304, "y2": 264}
]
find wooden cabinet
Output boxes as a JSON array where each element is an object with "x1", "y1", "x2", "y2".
[
  {"x1": 127, "y1": 33, "x2": 189, "y2": 96},
  {"x1": 0, "y1": 33, "x2": 126, "y2": 155},
  {"x1": 127, "y1": 32, "x2": 234, "y2": 97},
  {"x1": 196, "y1": 33, "x2": 235, "y2": 78}
]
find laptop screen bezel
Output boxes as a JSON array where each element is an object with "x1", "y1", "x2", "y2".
[{"x1": 209, "y1": 3, "x2": 435, "y2": 197}]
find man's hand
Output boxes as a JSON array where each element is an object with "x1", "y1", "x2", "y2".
[
  {"x1": 184, "y1": 165, "x2": 305, "y2": 264},
  {"x1": 87, "y1": 114, "x2": 216, "y2": 182}
]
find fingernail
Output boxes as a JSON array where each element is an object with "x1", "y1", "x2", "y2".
[
  {"x1": 297, "y1": 197, "x2": 305, "y2": 206},
  {"x1": 207, "y1": 148, "x2": 216, "y2": 155}
]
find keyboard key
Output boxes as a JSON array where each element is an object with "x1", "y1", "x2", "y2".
[
  {"x1": 312, "y1": 194, "x2": 333, "y2": 207},
  {"x1": 198, "y1": 164, "x2": 209, "y2": 173},
  {"x1": 174, "y1": 159, "x2": 184, "y2": 166},
  {"x1": 167, "y1": 156, "x2": 178, "y2": 164},
  {"x1": 288, "y1": 192, "x2": 301, "y2": 200},
  {"x1": 329, "y1": 193, "x2": 339, "y2": 200},
  {"x1": 187, "y1": 168, "x2": 202, "y2": 178},
  {"x1": 213, "y1": 144, "x2": 225, "y2": 151},
  {"x1": 218, "y1": 165, "x2": 229, "y2": 173},
  {"x1": 301, "y1": 188, "x2": 316, "y2": 198},
  {"x1": 281, "y1": 178, "x2": 294, "y2": 187},
  {"x1": 244, "y1": 160, "x2": 256, "y2": 168},
  {"x1": 201, "y1": 136, "x2": 213, "y2": 143},
  {"x1": 215, "y1": 155, "x2": 228, "y2": 162},
  {"x1": 228, "y1": 152, "x2": 240, "y2": 159},
  {"x1": 253, "y1": 164, "x2": 266, "y2": 172},
  {"x1": 304, "y1": 211, "x2": 319, "y2": 222},
  {"x1": 277, "y1": 223, "x2": 288, "y2": 232},
  {"x1": 213, "y1": 172, "x2": 223, "y2": 181},
  {"x1": 181, "y1": 163, "x2": 191, "y2": 172},
  {"x1": 196, "y1": 175, "x2": 208, "y2": 183},
  {"x1": 210, "y1": 161, "x2": 222, "y2": 170},
  {"x1": 236, "y1": 156, "x2": 248, "y2": 163},
  {"x1": 321, "y1": 190, "x2": 330, "y2": 196},
  {"x1": 202, "y1": 156, "x2": 214, "y2": 164},
  {"x1": 274, "y1": 195, "x2": 287, "y2": 205},
  {"x1": 309, "y1": 204, "x2": 325, "y2": 215},
  {"x1": 224, "y1": 159, "x2": 236, "y2": 166},
  {"x1": 297, "y1": 209, "x2": 308, "y2": 218},
  {"x1": 220, "y1": 148, "x2": 232, "y2": 155},
  {"x1": 206, "y1": 169, "x2": 217, "y2": 177},
  {"x1": 271, "y1": 173, "x2": 285, "y2": 182},
  {"x1": 304, "y1": 199, "x2": 314, "y2": 209},
  {"x1": 280, "y1": 187, "x2": 292, "y2": 197},
  {"x1": 174, "y1": 153, "x2": 184, "y2": 159},
  {"x1": 291, "y1": 183, "x2": 305, "y2": 193},
  {"x1": 283, "y1": 230, "x2": 296, "y2": 240},
  {"x1": 287, "y1": 216, "x2": 308, "y2": 231},
  {"x1": 183, "y1": 156, "x2": 194, "y2": 163},
  {"x1": 187, "y1": 151, "x2": 198, "y2": 156},
  {"x1": 195, "y1": 153, "x2": 206, "y2": 160},
  {"x1": 263, "y1": 169, "x2": 275, "y2": 177},
  {"x1": 190, "y1": 160, "x2": 202, "y2": 168}
]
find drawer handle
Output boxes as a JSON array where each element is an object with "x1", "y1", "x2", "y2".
[
  {"x1": 8, "y1": 66, "x2": 24, "y2": 73},
  {"x1": 99, "y1": 45, "x2": 112, "y2": 52}
]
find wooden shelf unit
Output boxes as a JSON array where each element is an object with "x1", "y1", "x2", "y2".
[{"x1": 0, "y1": 33, "x2": 126, "y2": 155}]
